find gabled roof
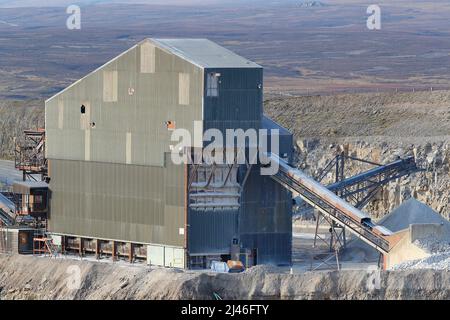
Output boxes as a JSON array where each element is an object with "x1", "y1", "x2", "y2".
[
  {"x1": 13, "y1": 181, "x2": 48, "y2": 194},
  {"x1": 46, "y1": 38, "x2": 261, "y2": 103},
  {"x1": 151, "y1": 38, "x2": 261, "y2": 69}
]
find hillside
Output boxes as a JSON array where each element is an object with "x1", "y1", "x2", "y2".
[
  {"x1": 0, "y1": 100, "x2": 44, "y2": 160},
  {"x1": 264, "y1": 90, "x2": 449, "y2": 218},
  {"x1": 264, "y1": 90, "x2": 450, "y2": 141}
]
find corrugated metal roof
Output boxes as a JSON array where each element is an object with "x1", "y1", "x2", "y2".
[
  {"x1": 151, "y1": 38, "x2": 261, "y2": 69},
  {"x1": 13, "y1": 181, "x2": 48, "y2": 194},
  {"x1": 13, "y1": 181, "x2": 48, "y2": 189}
]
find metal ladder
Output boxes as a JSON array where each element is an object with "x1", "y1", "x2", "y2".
[
  {"x1": 33, "y1": 230, "x2": 59, "y2": 257},
  {"x1": 44, "y1": 236, "x2": 59, "y2": 258}
]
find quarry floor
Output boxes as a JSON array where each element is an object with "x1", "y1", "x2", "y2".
[
  {"x1": 0, "y1": 253, "x2": 449, "y2": 300},
  {"x1": 0, "y1": 221, "x2": 448, "y2": 300}
]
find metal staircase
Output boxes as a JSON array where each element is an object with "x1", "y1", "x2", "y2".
[
  {"x1": 0, "y1": 193, "x2": 15, "y2": 226},
  {"x1": 45, "y1": 237, "x2": 59, "y2": 258},
  {"x1": 33, "y1": 230, "x2": 59, "y2": 257},
  {"x1": 15, "y1": 129, "x2": 48, "y2": 181}
]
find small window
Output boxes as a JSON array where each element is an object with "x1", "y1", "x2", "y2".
[
  {"x1": 207, "y1": 73, "x2": 220, "y2": 97},
  {"x1": 81, "y1": 105, "x2": 86, "y2": 114}
]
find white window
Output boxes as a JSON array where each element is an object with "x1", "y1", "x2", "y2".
[{"x1": 207, "y1": 72, "x2": 220, "y2": 97}]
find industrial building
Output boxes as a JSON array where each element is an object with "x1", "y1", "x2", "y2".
[
  {"x1": 0, "y1": 39, "x2": 429, "y2": 271},
  {"x1": 44, "y1": 39, "x2": 293, "y2": 268}
]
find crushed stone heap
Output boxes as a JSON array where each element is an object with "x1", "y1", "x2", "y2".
[
  {"x1": 379, "y1": 198, "x2": 450, "y2": 234},
  {"x1": 341, "y1": 198, "x2": 450, "y2": 266},
  {"x1": 382, "y1": 198, "x2": 450, "y2": 270}
]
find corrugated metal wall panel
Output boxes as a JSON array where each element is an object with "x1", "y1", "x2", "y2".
[
  {"x1": 45, "y1": 40, "x2": 205, "y2": 248},
  {"x1": 188, "y1": 209, "x2": 239, "y2": 255},
  {"x1": 240, "y1": 233, "x2": 292, "y2": 265},
  {"x1": 46, "y1": 40, "x2": 203, "y2": 168},
  {"x1": 187, "y1": 66, "x2": 292, "y2": 265},
  {"x1": 240, "y1": 167, "x2": 292, "y2": 233},
  {"x1": 203, "y1": 68, "x2": 263, "y2": 134},
  {"x1": 238, "y1": 163, "x2": 293, "y2": 265},
  {"x1": 48, "y1": 155, "x2": 185, "y2": 247}
]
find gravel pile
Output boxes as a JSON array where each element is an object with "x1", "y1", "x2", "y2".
[
  {"x1": 414, "y1": 237, "x2": 450, "y2": 254},
  {"x1": 391, "y1": 235, "x2": 450, "y2": 271},
  {"x1": 379, "y1": 198, "x2": 450, "y2": 233},
  {"x1": 392, "y1": 252, "x2": 450, "y2": 271},
  {"x1": 342, "y1": 198, "x2": 450, "y2": 265}
]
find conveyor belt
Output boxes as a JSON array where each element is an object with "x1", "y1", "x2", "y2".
[{"x1": 264, "y1": 153, "x2": 394, "y2": 254}]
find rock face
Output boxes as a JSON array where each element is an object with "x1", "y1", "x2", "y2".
[
  {"x1": 265, "y1": 91, "x2": 449, "y2": 221},
  {"x1": 0, "y1": 255, "x2": 449, "y2": 300},
  {"x1": 293, "y1": 139, "x2": 449, "y2": 220}
]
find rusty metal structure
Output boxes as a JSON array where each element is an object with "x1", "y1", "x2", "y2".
[{"x1": 14, "y1": 129, "x2": 47, "y2": 182}]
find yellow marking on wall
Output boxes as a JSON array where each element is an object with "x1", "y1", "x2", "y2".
[
  {"x1": 140, "y1": 42, "x2": 155, "y2": 73},
  {"x1": 193, "y1": 120, "x2": 203, "y2": 148},
  {"x1": 126, "y1": 132, "x2": 132, "y2": 164},
  {"x1": 85, "y1": 129, "x2": 91, "y2": 161},
  {"x1": 58, "y1": 99, "x2": 64, "y2": 129},
  {"x1": 103, "y1": 70, "x2": 118, "y2": 102},
  {"x1": 179, "y1": 73, "x2": 190, "y2": 105}
]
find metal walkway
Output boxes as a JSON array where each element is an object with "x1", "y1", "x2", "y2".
[
  {"x1": 264, "y1": 153, "x2": 395, "y2": 255},
  {"x1": 296, "y1": 155, "x2": 418, "y2": 214},
  {"x1": 326, "y1": 156, "x2": 417, "y2": 209}
]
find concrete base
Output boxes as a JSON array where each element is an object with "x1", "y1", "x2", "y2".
[{"x1": 384, "y1": 223, "x2": 445, "y2": 269}]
